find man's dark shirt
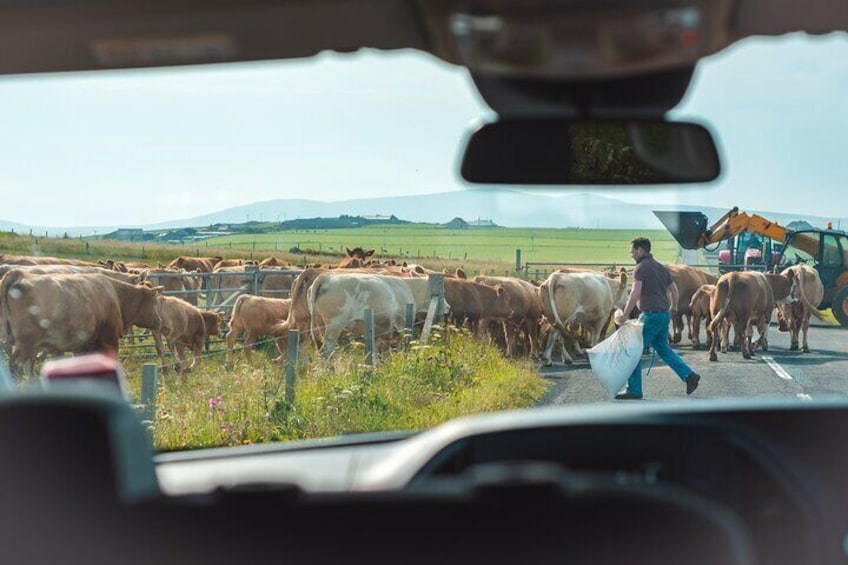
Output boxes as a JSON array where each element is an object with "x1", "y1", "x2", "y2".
[{"x1": 633, "y1": 253, "x2": 672, "y2": 312}]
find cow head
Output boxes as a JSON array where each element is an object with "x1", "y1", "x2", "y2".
[
  {"x1": 202, "y1": 311, "x2": 223, "y2": 337},
  {"x1": 455, "y1": 268, "x2": 467, "y2": 279},
  {"x1": 345, "y1": 247, "x2": 375, "y2": 259}
]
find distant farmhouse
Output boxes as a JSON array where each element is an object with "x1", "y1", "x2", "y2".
[
  {"x1": 102, "y1": 228, "x2": 154, "y2": 242},
  {"x1": 442, "y1": 217, "x2": 498, "y2": 229}
]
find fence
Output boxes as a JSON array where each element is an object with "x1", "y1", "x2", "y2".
[
  {"x1": 124, "y1": 272, "x2": 448, "y2": 406},
  {"x1": 520, "y1": 260, "x2": 765, "y2": 281}
]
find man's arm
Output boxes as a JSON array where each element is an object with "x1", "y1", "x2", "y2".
[
  {"x1": 622, "y1": 280, "x2": 642, "y2": 319},
  {"x1": 669, "y1": 281, "x2": 679, "y2": 313}
]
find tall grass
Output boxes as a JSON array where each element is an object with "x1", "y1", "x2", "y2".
[{"x1": 125, "y1": 329, "x2": 549, "y2": 451}]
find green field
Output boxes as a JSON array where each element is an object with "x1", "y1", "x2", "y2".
[{"x1": 202, "y1": 225, "x2": 679, "y2": 267}]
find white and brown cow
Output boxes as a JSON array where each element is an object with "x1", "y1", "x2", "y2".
[
  {"x1": 538, "y1": 270, "x2": 628, "y2": 366},
  {"x1": 708, "y1": 271, "x2": 774, "y2": 361},
  {"x1": 307, "y1": 273, "x2": 446, "y2": 356},
  {"x1": 777, "y1": 265, "x2": 828, "y2": 352},
  {"x1": 226, "y1": 295, "x2": 292, "y2": 366}
]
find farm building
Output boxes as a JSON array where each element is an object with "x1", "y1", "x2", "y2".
[
  {"x1": 443, "y1": 217, "x2": 469, "y2": 229},
  {"x1": 102, "y1": 228, "x2": 153, "y2": 242}
]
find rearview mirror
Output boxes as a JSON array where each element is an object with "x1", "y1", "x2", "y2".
[{"x1": 460, "y1": 119, "x2": 720, "y2": 184}]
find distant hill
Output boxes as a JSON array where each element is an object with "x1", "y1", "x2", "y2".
[
  {"x1": 144, "y1": 190, "x2": 840, "y2": 232},
  {"x1": 0, "y1": 190, "x2": 842, "y2": 235}
]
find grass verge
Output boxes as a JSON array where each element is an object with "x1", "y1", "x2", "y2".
[{"x1": 124, "y1": 330, "x2": 549, "y2": 451}]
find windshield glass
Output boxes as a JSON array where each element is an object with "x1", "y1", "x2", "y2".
[{"x1": 1, "y1": 33, "x2": 846, "y2": 450}]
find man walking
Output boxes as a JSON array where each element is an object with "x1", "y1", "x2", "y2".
[{"x1": 614, "y1": 237, "x2": 700, "y2": 399}]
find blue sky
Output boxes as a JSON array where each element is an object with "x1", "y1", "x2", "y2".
[{"x1": 0, "y1": 31, "x2": 845, "y2": 228}]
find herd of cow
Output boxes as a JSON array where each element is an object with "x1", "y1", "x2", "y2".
[{"x1": 0, "y1": 246, "x2": 830, "y2": 378}]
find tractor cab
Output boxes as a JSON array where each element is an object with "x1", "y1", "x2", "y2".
[
  {"x1": 780, "y1": 229, "x2": 848, "y2": 309},
  {"x1": 718, "y1": 232, "x2": 781, "y2": 274}
]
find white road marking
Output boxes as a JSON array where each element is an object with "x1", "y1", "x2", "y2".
[
  {"x1": 761, "y1": 355, "x2": 793, "y2": 381},
  {"x1": 797, "y1": 393, "x2": 813, "y2": 401}
]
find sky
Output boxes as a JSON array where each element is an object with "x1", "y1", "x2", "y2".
[{"x1": 0, "y1": 31, "x2": 846, "y2": 228}]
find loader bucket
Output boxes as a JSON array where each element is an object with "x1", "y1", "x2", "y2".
[{"x1": 653, "y1": 211, "x2": 709, "y2": 250}]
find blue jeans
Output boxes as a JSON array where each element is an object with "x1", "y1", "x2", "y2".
[{"x1": 626, "y1": 311, "x2": 694, "y2": 395}]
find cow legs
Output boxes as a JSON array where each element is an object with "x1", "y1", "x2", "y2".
[
  {"x1": 671, "y1": 313, "x2": 684, "y2": 344},
  {"x1": 738, "y1": 321, "x2": 752, "y2": 359},
  {"x1": 691, "y1": 314, "x2": 702, "y2": 349},
  {"x1": 686, "y1": 313, "x2": 694, "y2": 344},
  {"x1": 225, "y1": 325, "x2": 241, "y2": 368},
  {"x1": 151, "y1": 331, "x2": 169, "y2": 371},
  {"x1": 801, "y1": 314, "x2": 811, "y2": 353},
  {"x1": 525, "y1": 318, "x2": 540, "y2": 359},
  {"x1": 542, "y1": 328, "x2": 573, "y2": 366}
]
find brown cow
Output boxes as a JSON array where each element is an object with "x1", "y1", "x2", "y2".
[
  {"x1": 443, "y1": 278, "x2": 512, "y2": 338},
  {"x1": 667, "y1": 264, "x2": 718, "y2": 345},
  {"x1": 271, "y1": 268, "x2": 332, "y2": 358},
  {"x1": 0, "y1": 264, "x2": 146, "y2": 286},
  {"x1": 207, "y1": 266, "x2": 252, "y2": 308},
  {"x1": 259, "y1": 256, "x2": 287, "y2": 268},
  {"x1": 258, "y1": 267, "x2": 301, "y2": 299},
  {"x1": 689, "y1": 284, "x2": 715, "y2": 350},
  {"x1": 154, "y1": 296, "x2": 216, "y2": 372},
  {"x1": 146, "y1": 268, "x2": 200, "y2": 306},
  {"x1": 474, "y1": 275, "x2": 543, "y2": 358},
  {"x1": 777, "y1": 265, "x2": 828, "y2": 352},
  {"x1": 708, "y1": 271, "x2": 774, "y2": 361},
  {"x1": 166, "y1": 255, "x2": 223, "y2": 273},
  {"x1": 213, "y1": 259, "x2": 251, "y2": 270},
  {"x1": 338, "y1": 247, "x2": 374, "y2": 268},
  {"x1": 0, "y1": 254, "x2": 99, "y2": 267},
  {"x1": 0, "y1": 270, "x2": 124, "y2": 376},
  {"x1": 226, "y1": 295, "x2": 292, "y2": 366}
]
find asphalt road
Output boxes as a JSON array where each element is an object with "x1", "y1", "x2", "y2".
[{"x1": 538, "y1": 324, "x2": 848, "y2": 405}]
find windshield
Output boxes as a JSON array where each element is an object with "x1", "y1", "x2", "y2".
[{"x1": 1, "y1": 33, "x2": 846, "y2": 451}]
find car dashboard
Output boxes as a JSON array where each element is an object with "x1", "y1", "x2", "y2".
[{"x1": 152, "y1": 399, "x2": 848, "y2": 565}]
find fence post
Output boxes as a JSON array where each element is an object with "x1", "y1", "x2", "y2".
[
  {"x1": 364, "y1": 308, "x2": 376, "y2": 366},
  {"x1": 285, "y1": 330, "x2": 299, "y2": 404},
  {"x1": 84, "y1": 242, "x2": 90, "y2": 255},
  {"x1": 140, "y1": 364, "x2": 159, "y2": 426},
  {"x1": 405, "y1": 303, "x2": 415, "y2": 331},
  {"x1": 421, "y1": 274, "x2": 445, "y2": 342},
  {"x1": 515, "y1": 249, "x2": 521, "y2": 273},
  {"x1": 246, "y1": 265, "x2": 260, "y2": 295}
]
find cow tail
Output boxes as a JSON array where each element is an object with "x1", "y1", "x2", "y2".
[
  {"x1": 545, "y1": 276, "x2": 565, "y2": 329},
  {"x1": 230, "y1": 295, "x2": 245, "y2": 330},
  {"x1": 709, "y1": 275, "x2": 733, "y2": 335},
  {"x1": 798, "y1": 268, "x2": 829, "y2": 321},
  {"x1": 308, "y1": 275, "x2": 324, "y2": 347}
]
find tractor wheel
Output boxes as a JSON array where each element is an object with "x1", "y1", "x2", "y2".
[{"x1": 833, "y1": 286, "x2": 848, "y2": 327}]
